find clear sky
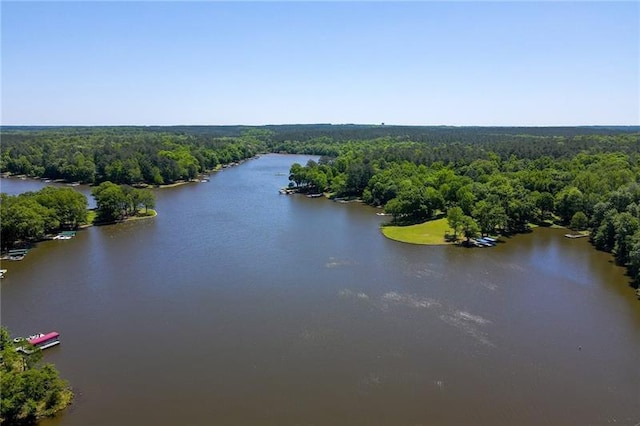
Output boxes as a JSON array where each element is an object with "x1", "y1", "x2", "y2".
[{"x1": 1, "y1": 1, "x2": 638, "y2": 126}]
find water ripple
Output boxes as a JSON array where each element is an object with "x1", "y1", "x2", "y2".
[{"x1": 338, "y1": 289, "x2": 494, "y2": 346}]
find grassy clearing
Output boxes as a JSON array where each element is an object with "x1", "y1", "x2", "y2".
[
  {"x1": 130, "y1": 209, "x2": 157, "y2": 220},
  {"x1": 86, "y1": 209, "x2": 156, "y2": 226},
  {"x1": 86, "y1": 210, "x2": 97, "y2": 225},
  {"x1": 566, "y1": 229, "x2": 590, "y2": 237},
  {"x1": 381, "y1": 218, "x2": 453, "y2": 245},
  {"x1": 529, "y1": 220, "x2": 564, "y2": 229}
]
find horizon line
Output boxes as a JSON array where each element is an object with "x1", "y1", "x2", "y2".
[{"x1": 2, "y1": 123, "x2": 639, "y2": 128}]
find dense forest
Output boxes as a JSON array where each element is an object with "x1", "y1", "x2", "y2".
[
  {"x1": 0, "y1": 187, "x2": 88, "y2": 250},
  {"x1": 2, "y1": 125, "x2": 638, "y2": 185},
  {"x1": 0, "y1": 127, "x2": 268, "y2": 185},
  {"x1": 1, "y1": 125, "x2": 639, "y2": 294}
]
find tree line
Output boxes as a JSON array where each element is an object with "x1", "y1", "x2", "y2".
[
  {"x1": 2, "y1": 125, "x2": 638, "y2": 187},
  {"x1": 1, "y1": 127, "x2": 267, "y2": 185}
]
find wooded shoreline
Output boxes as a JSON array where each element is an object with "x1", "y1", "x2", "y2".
[{"x1": 3, "y1": 125, "x2": 640, "y2": 295}]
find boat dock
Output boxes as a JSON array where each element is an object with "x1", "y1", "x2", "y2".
[
  {"x1": 470, "y1": 236, "x2": 499, "y2": 247},
  {"x1": 14, "y1": 331, "x2": 61, "y2": 354},
  {"x1": 5, "y1": 249, "x2": 28, "y2": 260},
  {"x1": 53, "y1": 231, "x2": 76, "y2": 240}
]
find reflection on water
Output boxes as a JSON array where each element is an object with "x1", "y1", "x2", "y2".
[{"x1": 1, "y1": 154, "x2": 639, "y2": 426}]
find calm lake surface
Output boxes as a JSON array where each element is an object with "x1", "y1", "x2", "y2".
[{"x1": 2, "y1": 154, "x2": 639, "y2": 426}]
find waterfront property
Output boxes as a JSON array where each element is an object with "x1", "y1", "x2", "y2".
[
  {"x1": 29, "y1": 331, "x2": 61, "y2": 349},
  {"x1": 15, "y1": 331, "x2": 61, "y2": 354}
]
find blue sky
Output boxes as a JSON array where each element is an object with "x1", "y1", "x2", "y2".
[{"x1": 1, "y1": 1, "x2": 638, "y2": 126}]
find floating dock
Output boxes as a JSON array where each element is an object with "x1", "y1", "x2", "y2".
[
  {"x1": 53, "y1": 231, "x2": 76, "y2": 240},
  {"x1": 5, "y1": 249, "x2": 28, "y2": 260}
]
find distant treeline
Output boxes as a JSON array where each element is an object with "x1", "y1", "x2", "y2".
[
  {"x1": 0, "y1": 127, "x2": 267, "y2": 185},
  {"x1": 1, "y1": 125, "x2": 639, "y2": 185}
]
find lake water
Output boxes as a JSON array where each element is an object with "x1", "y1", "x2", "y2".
[{"x1": 2, "y1": 154, "x2": 639, "y2": 425}]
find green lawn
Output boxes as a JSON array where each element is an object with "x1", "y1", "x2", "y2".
[
  {"x1": 85, "y1": 208, "x2": 156, "y2": 225},
  {"x1": 128, "y1": 209, "x2": 158, "y2": 220},
  {"x1": 136, "y1": 209, "x2": 157, "y2": 217},
  {"x1": 381, "y1": 218, "x2": 453, "y2": 245},
  {"x1": 86, "y1": 210, "x2": 97, "y2": 225}
]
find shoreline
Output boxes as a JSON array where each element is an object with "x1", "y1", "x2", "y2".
[
  {"x1": 1, "y1": 210, "x2": 157, "y2": 258},
  {"x1": 0, "y1": 156, "x2": 262, "y2": 189},
  {"x1": 380, "y1": 218, "x2": 456, "y2": 246},
  {"x1": 89, "y1": 209, "x2": 158, "y2": 226},
  {"x1": 380, "y1": 217, "x2": 580, "y2": 246},
  {"x1": 1, "y1": 173, "x2": 195, "y2": 190}
]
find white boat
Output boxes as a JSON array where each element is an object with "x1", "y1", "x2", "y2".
[
  {"x1": 476, "y1": 237, "x2": 496, "y2": 246},
  {"x1": 14, "y1": 333, "x2": 44, "y2": 343}
]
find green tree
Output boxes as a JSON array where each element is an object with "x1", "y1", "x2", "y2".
[
  {"x1": 447, "y1": 206, "x2": 464, "y2": 240},
  {"x1": 473, "y1": 200, "x2": 506, "y2": 236},
  {"x1": 344, "y1": 160, "x2": 374, "y2": 195},
  {"x1": 34, "y1": 187, "x2": 88, "y2": 228},
  {"x1": 593, "y1": 209, "x2": 618, "y2": 251},
  {"x1": 92, "y1": 182, "x2": 128, "y2": 222},
  {"x1": 456, "y1": 186, "x2": 476, "y2": 216},
  {"x1": 569, "y1": 211, "x2": 588, "y2": 231},
  {"x1": 460, "y1": 215, "x2": 480, "y2": 243},
  {"x1": 626, "y1": 231, "x2": 640, "y2": 287},
  {"x1": 536, "y1": 192, "x2": 555, "y2": 221},
  {"x1": 135, "y1": 189, "x2": 156, "y2": 214},
  {"x1": 0, "y1": 196, "x2": 53, "y2": 249},
  {"x1": 289, "y1": 163, "x2": 306, "y2": 187},
  {"x1": 613, "y1": 212, "x2": 639, "y2": 265},
  {"x1": 555, "y1": 187, "x2": 585, "y2": 224}
]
